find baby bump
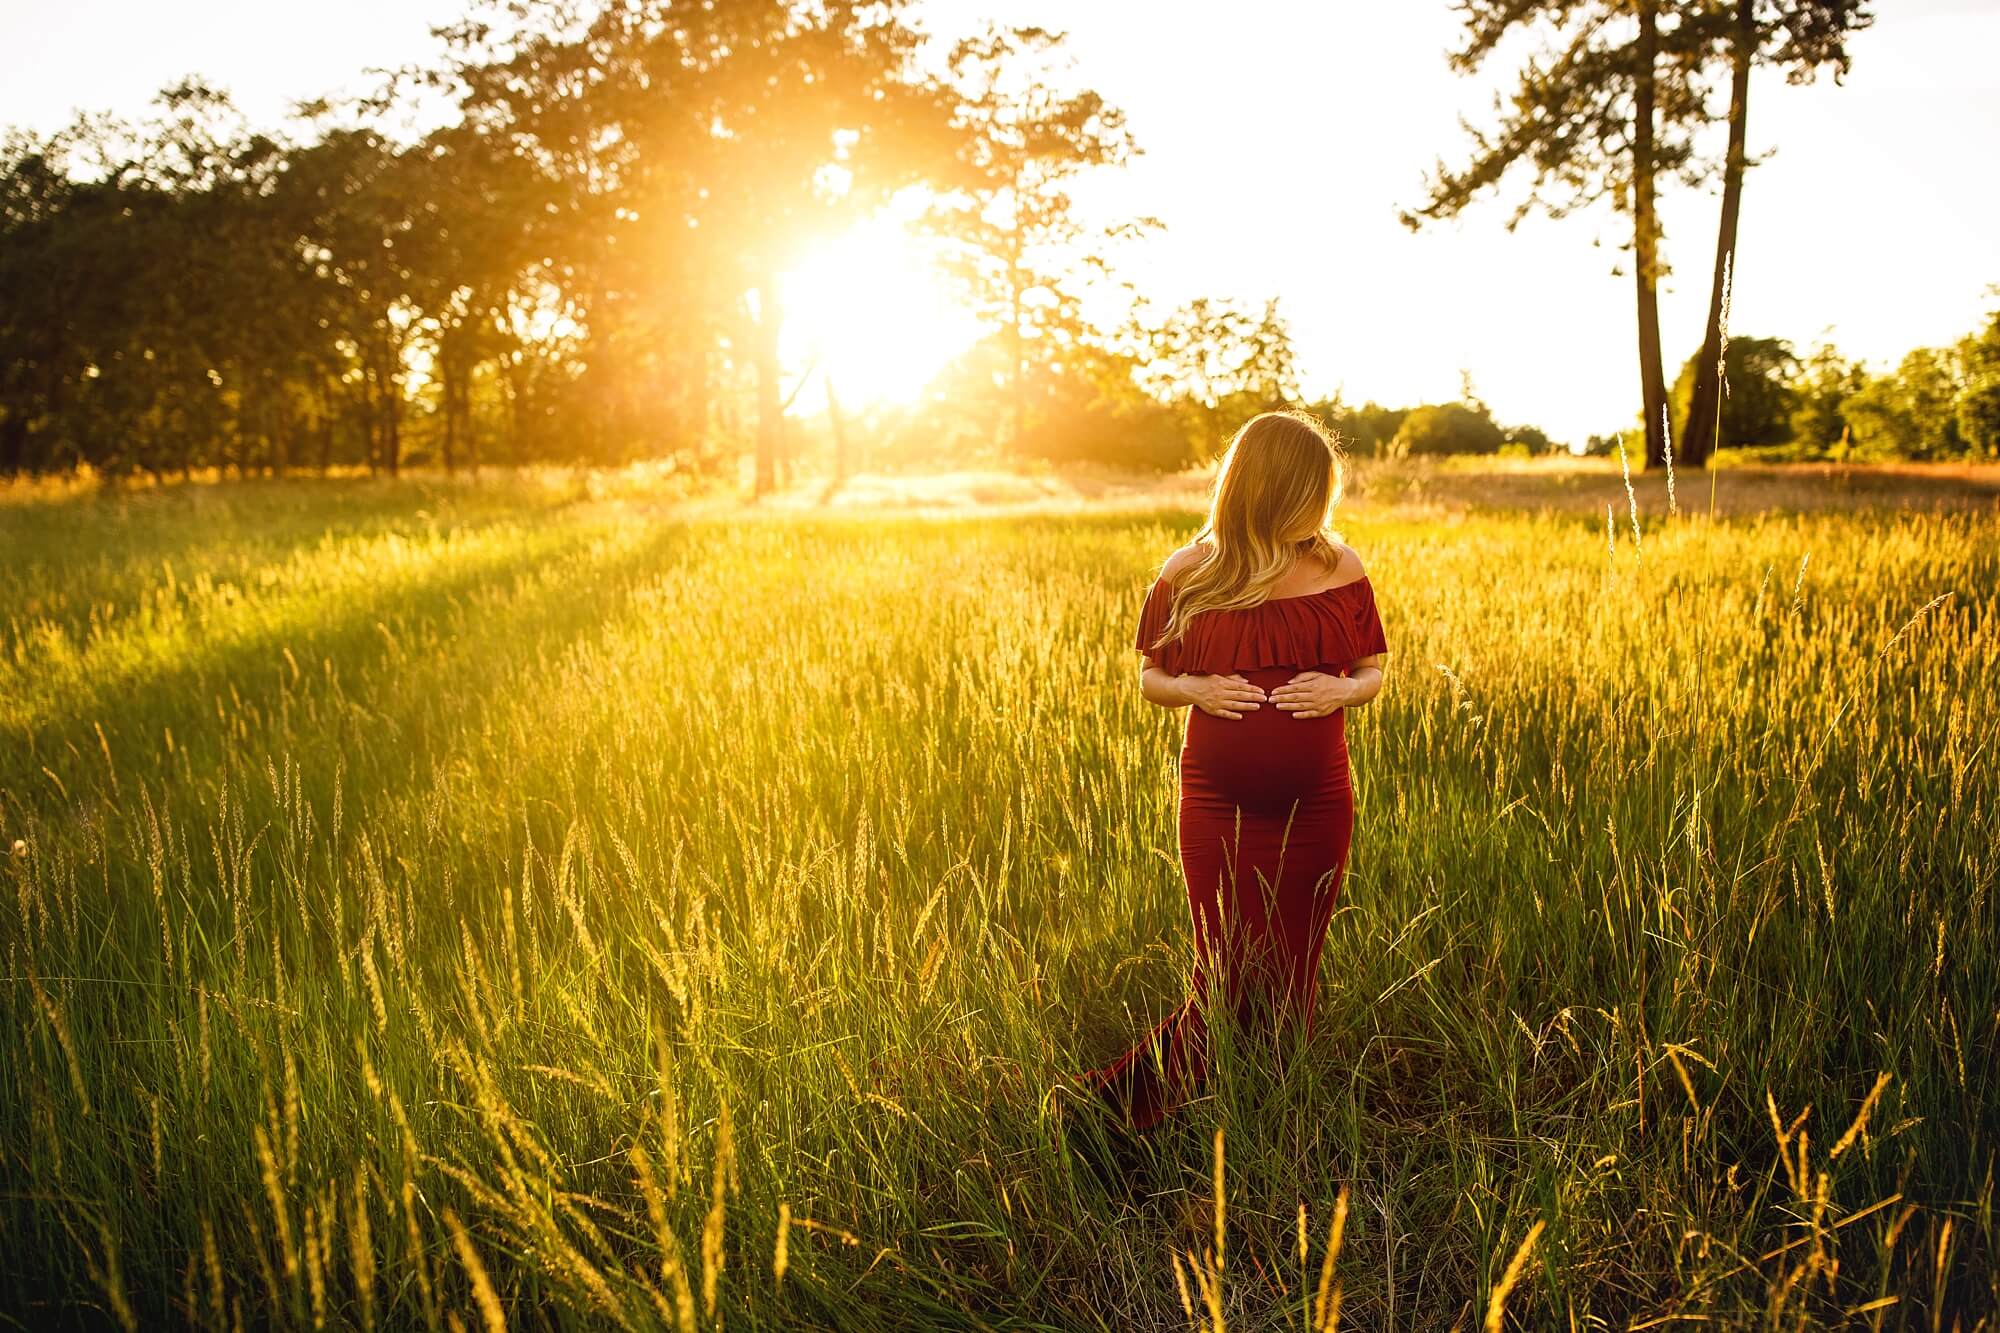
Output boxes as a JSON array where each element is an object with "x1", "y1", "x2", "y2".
[{"x1": 1182, "y1": 665, "x2": 1350, "y2": 812}]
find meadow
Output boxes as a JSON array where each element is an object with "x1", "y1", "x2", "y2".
[{"x1": 1, "y1": 463, "x2": 1995, "y2": 1330}]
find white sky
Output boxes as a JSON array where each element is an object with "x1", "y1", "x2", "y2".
[{"x1": 3, "y1": 0, "x2": 1996, "y2": 443}]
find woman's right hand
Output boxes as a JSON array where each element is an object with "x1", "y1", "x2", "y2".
[{"x1": 1181, "y1": 673, "x2": 1266, "y2": 719}]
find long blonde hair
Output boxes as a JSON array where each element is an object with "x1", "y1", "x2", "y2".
[{"x1": 1152, "y1": 409, "x2": 1348, "y2": 651}]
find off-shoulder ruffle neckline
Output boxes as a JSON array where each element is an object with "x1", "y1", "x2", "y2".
[
  {"x1": 1140, "y1": 573, "x2": 1387, "y2": 676},
  {"x1": 1234, "y1": 574, "x2": 1372, "y2": 608}
]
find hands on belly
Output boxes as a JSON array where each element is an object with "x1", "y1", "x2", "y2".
[{"x1": 1183, "y1": 665, "x2": 1350, "y2": 811}]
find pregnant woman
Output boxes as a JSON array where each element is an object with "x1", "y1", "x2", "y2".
[{"x1": 1085, "y1": 409, "x2": 1389, "y2": 1135}]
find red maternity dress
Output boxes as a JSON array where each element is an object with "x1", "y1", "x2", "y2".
[{"x1": 1085, "y1": 569, "x2": 1390, "y2": 1132}]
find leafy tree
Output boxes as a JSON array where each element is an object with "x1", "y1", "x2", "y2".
[
  {"x1": 1358, "y1": 402, "x2": 1412, "y2": 456},
  {"x1": 1582, "y1": 428, "x2": 1644, "y2": 457},
  {"x1": 294, "y1": 128, "x2": 422, "y2": 475},
  {"x1": 0, "y1": 86, "x2": 356, "y2": 479},
  {"x1": 1842, "y1": 347, "x2": 1963, "y2": 460},
  {"x1": 683, "y1": 0, "x2": 956, "y2": 496},
  {"x1": 1786, "y1": 339, "x2": 1867, "y2": 454},
  {"x1": 397, "y1": 120, "x2": 539, "y2": 474},
  {"x1": 0, "y1": 1, "x2": 1127, "y2": 483},
  {"x1": 936, "y1": 26, "x2": 1140, "y2": 453},
  {"x1": 434, "y1": 0, "x2": 962, "y2": 490},
  {"x1": 0, "y1": 129, "x2": 85, "y2": 474},
  {"x1": 1502, "y1": 423, "x2": 1559, "y2": 453},
  {"x1": 1307, "y1": 397, "x2": 1411, "y2": 458},
  {"x1": 1955, "y1": 298, "x2": 2000, "y2": 459},
  {"x1": 1132, "y1": 296, "x2": 1298, "y2": 456},
  {"x1": 1391, "y1": 402, "x2": 1505, "y2": 456},
  {"x1": 1015, "y1": 343, "x2": 1192, "y2": 471},
  {"x1": 1671, "y1": 334, "x2": 1797, "y2": 448}
]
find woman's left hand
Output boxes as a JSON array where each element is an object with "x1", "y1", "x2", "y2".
[{"x1": 1269, "y1": 671, "x2": 1360, "y2": 719}]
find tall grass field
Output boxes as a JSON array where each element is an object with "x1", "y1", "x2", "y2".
[{"x1": 2, "y1": 471, "x2": 1995, "y2": 1329}]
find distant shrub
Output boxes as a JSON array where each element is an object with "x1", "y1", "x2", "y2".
[
  {"x1": 1711, "y1": 442, "x2": 1838, "y2": 466},
  {"x1": 1307, "y1": 398, "x2": 1411, "y2": 458},
  {"x1": 1842, "y1": 347, "x2": 1964, "y2": 460},
  {"x1": 1672, "y1": 336, "x2": 1799, "y2": 450},
  {"x1": 1391, "y1": 402, "x2": 1504, "y2": 456},
  {"x1": 1014, "y1": 398, "x2": 1195, "y2": 471},
  {"x1": 1961, "y1": 375, "x2": 2000, "y2": 460}
]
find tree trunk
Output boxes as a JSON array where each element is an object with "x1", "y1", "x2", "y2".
[
  {"x1": 441, "y1": 342, "x2": 459, "y2": 477},
  {"x1": 269, "y1": 371, "x2": 289, "y2": 478},
  {"x1": 1635, "y1": 0, "x2": 1671, "y2": 470},
  {"x1": 753, "y1": 278, "x2": 783, "y2": 499},
  {"x1": 0, "y1": 411, "x2": 25, "y2": 477},
  {"x1": 382, "y1": 332, "x2": 403, "y2": 478},
  {"x1": 1007, "y1": 233, "x2": 1026, "y2": 454},
  {"x1": 384, "y1": 390, "x2": 401, "y2": 478},
  {"x1": 317, "y1": 375, "x2": 334, "y2": 474},
  {"x1": 503, "y1": 354, "x2": 524, "y2": 461},
  {"x1": 827, "y1": 373, "x2": 851, "y2": 482},
  {"x1": 364, "y1": 366, "x2": 381, "y2": 475},
  {"x1": 690, "y1": 344, "x2": 712, "y2": 471},
  {"x1": 466, "y1": 372, "x2": 481, "y2": 479},
  {"x1": 1683, "y1": 0, "x2": 1753, "y2": 469},
  {"x1": 175, "y1": 401, "x2": 195, "y2": 479}
]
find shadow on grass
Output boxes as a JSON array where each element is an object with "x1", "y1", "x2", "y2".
[
  {"x1": 0, "y1": 477, "x2": 578, "y2": 650},
  {"x1": 1, "y1": 511, "x2": 693, "y2": 818}
]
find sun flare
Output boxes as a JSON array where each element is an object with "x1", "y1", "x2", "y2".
[{"x1": 779, "y1": 213, "x2": 985, "y2": 414}]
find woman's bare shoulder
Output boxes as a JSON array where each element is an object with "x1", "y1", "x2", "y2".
[
  {"x1": 1294, "y1": 542, "x2": 1364, "y2": 591},
  {"x1": 1159, "y1": 541, "x2": 1210, "y2": 584}
]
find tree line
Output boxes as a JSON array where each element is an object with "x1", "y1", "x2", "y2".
[
  {"x1": 1, "y1": 3, "x2": 1322, "y2": 487},
  {"x1": 1336, "y1": 298, "x2": 2000, "y2": 465},
  {"x1": 7, "y1": 0, "x2": 1982, "y2": 484},
  {"x1": 1640, "y1": 299, "x2": 2000, "y2": 461}
]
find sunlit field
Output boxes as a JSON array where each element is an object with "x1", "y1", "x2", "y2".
[{"x1": 2, "y1": 464, "x2": 1996, "y2": 1329}]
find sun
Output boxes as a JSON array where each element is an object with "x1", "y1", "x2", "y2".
[{"x1": 779, "y1": 210, "x2": 984, "y2": 414}]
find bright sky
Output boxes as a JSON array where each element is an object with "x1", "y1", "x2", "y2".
[{"x1": 3, "y1": 0, "x2": 1995, "y2": 444}]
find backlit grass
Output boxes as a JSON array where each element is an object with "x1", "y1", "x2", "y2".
[{"x1": 2, "y1": 471, "x2": 1995, "y2": 1329}]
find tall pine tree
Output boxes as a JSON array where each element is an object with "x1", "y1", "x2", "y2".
[
  {"x1": 1679, "y1": 1, "x2": 1870, "y2": 464},
  {"x1": 1403, "y1": 1, "x2": 1709, "y2": 468}
]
